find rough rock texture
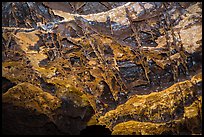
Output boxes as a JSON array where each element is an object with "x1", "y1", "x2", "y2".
[{"x1": 2, "y1": 2, "x2": 202, "y2": 135}]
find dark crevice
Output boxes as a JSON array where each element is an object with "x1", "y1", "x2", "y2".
[
  {"x1": 80, "y1": 125, "x2": 111, "y2": 135},
  {"x1": 39, "y1": 78, "x2": 57, "y2": 94},
  {"x1": 2, "y1": 77, "x2": 17, "y2": 93}
]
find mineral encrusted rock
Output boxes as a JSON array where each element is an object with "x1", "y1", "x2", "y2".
[{"x1": 2, "y1": 2, "x2": 202, "y2": 135}]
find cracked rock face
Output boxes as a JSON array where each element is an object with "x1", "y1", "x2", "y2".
[{"x1": 2, "y1": 2, "x2": 202, "y2": 135}]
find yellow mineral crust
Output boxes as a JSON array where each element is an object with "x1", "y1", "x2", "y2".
[
  {"x1": 98, "y1": 72, "x2": 202, "y2": 133},
  {"x1": 14, "y1": 30, "x2": 58, "y2": 79},
  {"x1": 184, "y1": 96, "x2": 202, "y2": 119},
  {"x1": 112, "y1": 120, "x2": 171, "y2": 135},
  {"x1": 2, "y1": 82, "x2": 61, "y2": 117},
  {"x1": 46, "y1": 77, "x2": 90, "y2": 107},
  {"x1": 2, "y1": 61, "x2": 39, "y2": 85},
  {"x1": 15, "y1": 30, "x2": 40, "y2": 51},
  {"x1": 112, "y1": 96, "x2": 202, "y2": 135}
]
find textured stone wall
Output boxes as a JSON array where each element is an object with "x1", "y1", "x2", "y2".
[{"x1": 2, "y1": 2, "x2": 202, "y2": 135}]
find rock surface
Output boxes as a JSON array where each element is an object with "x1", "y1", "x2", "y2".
[{"x1": 2, "y1": 2, "x2": 202, "y2": 135}]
